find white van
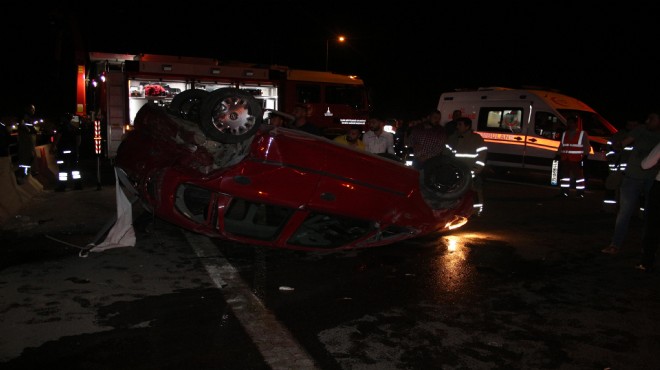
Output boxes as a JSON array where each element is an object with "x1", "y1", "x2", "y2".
[{"x1": 437, "y1": 87, "x2": 618, "y2": 180}]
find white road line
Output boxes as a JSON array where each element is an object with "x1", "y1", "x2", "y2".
[{"x1": 183, "y1": 231, "x2": 320, "y2": 370}]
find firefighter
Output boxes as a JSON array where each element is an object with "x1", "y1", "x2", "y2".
[
  {"x1": 555, "y1": 116, "x2": 591, "y2": 197},
  {"x1": 444, "y1": 117, "x2": 488, "y2": 215},
  {"x1": 51, "y1": 113, "x2": 83, "y2": 191},
  {"x1": 16, "y1": 104, "x2": 39, "y2": 183},
  {"x1": 602, "y1": 119, "x2": 640, "y2": 211}
]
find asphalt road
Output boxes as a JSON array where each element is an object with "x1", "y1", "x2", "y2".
[{"x1": 1, "y1": 172, "x2": 659, "y2": 370}]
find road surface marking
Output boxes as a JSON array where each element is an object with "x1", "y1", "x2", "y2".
[{"x1": 184, "y1": 231, "x2": 319, "y2": 370}]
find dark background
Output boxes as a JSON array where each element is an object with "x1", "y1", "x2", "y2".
[{"x1": 2, "y1": 1, "x2": 659, "y2": 126}]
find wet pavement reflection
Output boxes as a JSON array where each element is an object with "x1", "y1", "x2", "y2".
[
  {"x1": 214, "y1": 178, "x2": 660, "y2": 370},
  {"x1": 3, "y1": 177, "x2": 659, "y2": 369}
]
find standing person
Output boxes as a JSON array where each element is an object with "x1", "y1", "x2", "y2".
[
  {"x1": 445, "y1": 117, "x2": 488, "y2": 215},
  {"x1": 16, "y1": 103, "x2": 38, "y2": 183},
  {"x1": 408, "y1": 111, "x2": 446, "y2": 170},
  {"x1": 602, "y1": 112, "x2": 660, "y2": 255},
  {"x1": 602, "y1": 119, "x2": 641, "y2": 212},
  {"x1": 443, "y1": 109, "x2": 463, "y2": 137},
  {"x1": 51, "y1": 113, "x2": 83, "y2": 191},
  {"x1": 636, "y1": 141, "x2": 660, "y2": 271},
  {"x1": 555, "y1": 116, "x2": 591, "y2": 198},
  {"x1": 333, "y1": 126, "x2": 365, "y2": 150},
  {"x1": 363, "y1": 117, "x2": 396, "y2": 158},
  {"x1": 291, "y1": 104, "x2": 321, "y2": 136}
]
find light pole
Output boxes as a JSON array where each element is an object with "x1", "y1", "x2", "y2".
[{"x1": 325, "y1": 35, "x2": 346, "y2": 71}]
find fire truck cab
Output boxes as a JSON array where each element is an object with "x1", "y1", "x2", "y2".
[{"x1": 86, "y1": 52, "x2": 370, "y2": 158}]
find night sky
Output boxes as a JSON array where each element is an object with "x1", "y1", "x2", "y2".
[{"x1": 3, "y1": 2, "x2": 659, "y2": 126}]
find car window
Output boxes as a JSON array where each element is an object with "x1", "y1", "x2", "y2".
[
  {"x1": 224, "y1": 198, "x2": 293, "y2": 241},
  {"x1": 288, "y1": 212, "x2": 373, "y2": 249}
]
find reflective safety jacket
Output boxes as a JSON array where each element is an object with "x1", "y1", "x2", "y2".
[
  {"x1": 444, "y1": 131, "x2": 488, "y2": 175},
  {"x1": 559, "y1": 130, "x2": 589, "y2": 162},
  {"x1": 605, "y1": 130, "x2": 633, "y2": 174}
]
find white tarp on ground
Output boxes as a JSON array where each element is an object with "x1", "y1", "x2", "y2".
[{"x1": 88, "y1": 167, "x2": 136, "y2": 252}]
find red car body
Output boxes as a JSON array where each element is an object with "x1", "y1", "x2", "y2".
[{"x1": 115, "y1": 89, "x2": 474, "y2": 251}]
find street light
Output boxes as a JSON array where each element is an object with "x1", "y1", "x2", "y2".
[{"x1": 325, "y1": 35, "x2": 346, "y2": 71}]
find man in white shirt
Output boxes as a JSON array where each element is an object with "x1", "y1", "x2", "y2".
[{"x1": 363, "y1": 117, "x2": 395, "y2": 157}]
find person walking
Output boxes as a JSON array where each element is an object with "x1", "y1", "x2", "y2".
[
  {"x1": 636, "y1": 141, "x2": 660, "y2": 271},
  {"x1": 602, "y1": 112, "x2": 660, "y2": 255},
  {"x1": 555, "y1": 116, "x2": 591, "y2": 198},
  {"x1": 445, "y1": 117, "x2": 488, "y2": 215}
]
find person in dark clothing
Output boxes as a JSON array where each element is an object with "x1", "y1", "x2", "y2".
[
  {"x1": 51, "y1": 113, "x2": 83, "y2": 191},
  {"x1": 443, "y1": 109, "x2": 463, "y2": 137},
  {"x1": 409, "y1": 111, "x2": 446, "y2": 170},
  {"x1": 291, "y1": 104, "x2": 321, "y2": 136},
  {"x1": 16, "y1": 103, "x2": 39, "y2": 182},
  {"x1": 0, "y1": 121, "x2": 10, "y2": 158},
  {"x1": 637, "y1": 141, "x2": 660, "y2": 272}
]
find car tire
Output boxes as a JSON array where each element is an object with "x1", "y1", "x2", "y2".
[
  {"x1": 199, "y1": 88, "x2": 262, "y2": 144},
  {"x1": 167, "y1": 89, "x2": 209, "y2": 122},
  {"x1": 420, "y1": 155, "x2": 472, "y2": 203}
]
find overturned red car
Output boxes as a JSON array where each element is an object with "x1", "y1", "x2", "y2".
[{"x1": 115, "y1": 88, "x2": 475, "y2": 251}]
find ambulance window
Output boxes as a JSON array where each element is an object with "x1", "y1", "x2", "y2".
[
  {"x1": 484, "y1": 111, "x2": 503, "y2": 129},
  {"x1": 535, "y1": 112, "x2": 562, "y2": 139},
  {"x1": 502, "y1": 110, "x2": 522, "y2": 132},
  {"x1": 582, "y1": 116, "x2": 608, "y2": 136},
  {"x1": 478, "y1": 108, "x2": 522, "y2": 133},
  {"x1": 558, "y1": 110, "x2": 614, "y2": 137}
]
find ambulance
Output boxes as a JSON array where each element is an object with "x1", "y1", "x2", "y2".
[{"x1": 437, "y1": 87, "x2": 618, "y2": 181}]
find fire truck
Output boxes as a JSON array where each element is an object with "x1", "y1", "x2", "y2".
[{"x1": 81, "y1": 52, "x2": 370, "y2": 158}]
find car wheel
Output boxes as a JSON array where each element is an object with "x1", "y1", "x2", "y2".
[
  {"x1": 420, "y1": 155, "x2": 472, "y2": 202},
  {"x1": 199, "y1": 88, "x2": 262, "y2": 144},
  {"x1": 168, "y1": 89, "x2": 209, "y2": 122}
]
